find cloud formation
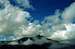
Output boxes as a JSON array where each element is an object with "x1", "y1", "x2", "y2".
[
  {"x1": 35, "y1": 2, "x2": 75, "y2": 49},
  {"x1": 62, "y1": 2, "x2": 75, "y2": 23},
  {"x1": 0, "y1": 0, "x2": 36, "y2": 41},
  {"x1": 40, "y1": 2, "x2": 75, "y2": 49},
  {"x1": 16, "y1": 0, "x2": 33, "y2": 9},
  {"x1": 1, "y1": 0, "x2": 75, "y2": 48}
]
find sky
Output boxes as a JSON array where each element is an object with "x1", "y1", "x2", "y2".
[
  {"x1": 9, "y1": 0, "x2": 74, "y2": 21},
  {"x1": 0, "y1": 0, "x2": 75, "y2": 46}
]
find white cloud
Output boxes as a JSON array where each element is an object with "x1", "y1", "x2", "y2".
[
  {"x1": 0, "y1": 0, "x2": 42, "y2": 42},
  {"x1": 1, "y1": 0, "x2": 75, "y2": 47},
  {"x1": 40, "y1": 9, "x2": 64, "y2": 37},
  {"x1": 40, "y1": 2, "x2": 75, "y2": 46},
  {"x1": 16, "y1": 0, "x2": 33, "y2": 9},
  {"x1": 62, "y1": 2, "x2": 75, "y2": 23},
  {"x1": 0, "y1": 0, "x2": 35, "y2": 41}
]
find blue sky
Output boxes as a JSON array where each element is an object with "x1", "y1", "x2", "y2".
[{"x1": 9, "y1": 0, "x2": 74, "y2": 21}]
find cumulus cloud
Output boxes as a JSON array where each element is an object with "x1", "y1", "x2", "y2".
[
  {"x1": 40, "y1": 9, "x2": 64, "y2": 37},
  {"x1": 1, "y1": 0, "x2": 75, "y2": 48},
  {"x1": 39, "y1": 2, "x2": 75, "y2": 48},
  {"x1": 62, "y1": 2, "x2": 75, "y2": 23},
  {"x1": 0, "y1": 0, "x2": 37, "y2": 41},
  {"x1": 47, "y1": 2, "x2": 75, "y2": 43},
  {"x1": 47, "y1": 24, "x2": 75, "y2": 49},
  {"x1": 45, "y1": 24, "x2": 75, "y2": 44}
]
